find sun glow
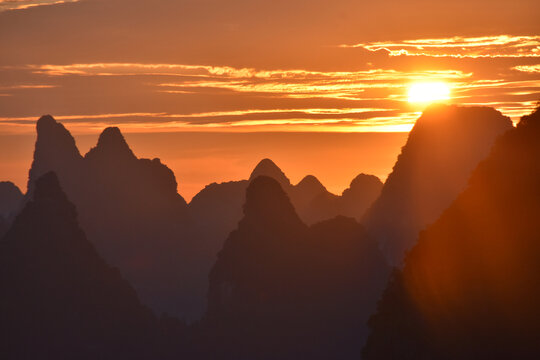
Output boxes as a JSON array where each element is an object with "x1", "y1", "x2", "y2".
[{"x1": 408, "y1": 82, "x2": 451, "y2": 103}]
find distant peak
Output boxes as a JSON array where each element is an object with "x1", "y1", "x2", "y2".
[
  {"x1": 36, "y1": 114, "x2": 56, "y2": 129},
  {"x1": 35, "y1": 114, "x2": 75, "y2": 142},
  {"x1": 296, "y1": 175, "x2": 326, "y2": 192},
  {"x1": 86, "y1": 127, "x2": 135, "y2": 160},
  {"x1": 349, "y1": 174, "x2": 382, "y2": 189},
  {"x1": 244, "y1": 176, "x2": 302, "y2": 227},
  {"x1": 249, "y1": 158, "x2": 291, "y2": 188},
  {"x1": 97, "y1": 127, "x2": 128, "y2": 148}
]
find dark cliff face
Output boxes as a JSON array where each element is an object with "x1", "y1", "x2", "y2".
[
  {"x1": 26, "y1": 116, "x2": 203, "y2": 320},
  {"x1": 0, "y1": 172, "x2": 158, "y2": 359},
  {"x1": 363, "y1": 107, "x2": 540, "y2": 360},
  {"x1": 0, "y1": 181, "x2": 23, "y2": 237},
  {"x1": 202, "y1": 176, "x2": 390, "y2": 360},
  {"x1": 0, "y1": 181, "x2": 23, "y2": 217},
  {"x1": 363, "y1": 104, "x2": 513, "y2": 265}
]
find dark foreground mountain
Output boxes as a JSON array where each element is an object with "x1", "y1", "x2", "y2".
[
  {"x1": 0, "y1": 172, "x2": 160, "y2": 359},
  {"x1": 199, "y1": 176, "x2": 390, "y2": 359},
  {"x1": 363, "y1": 106, "x2": 540, "y2": 359},
  {"x1": 27, "y1": 115, "x2": 203, "y2": 320},
  {"x1": 0, "y1": 181, "x2": 22, "y2": 217},
  {"x1": 0, "y1": 181, "x2": 23, "y2": 236},
  {"x1": 189, "y1": 159, "x2": 382, "y2": 273},
  {"x1": 363, "y1": 104, "x2": 512, "y2": 265}
]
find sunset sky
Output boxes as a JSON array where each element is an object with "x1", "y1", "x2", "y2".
[{"x1": 1, "y1": 0, "x2": 539, "y2": 199}]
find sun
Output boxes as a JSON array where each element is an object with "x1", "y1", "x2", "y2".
[{"x1": 408, "y1": 82, "x2": 451, "y2": 103}]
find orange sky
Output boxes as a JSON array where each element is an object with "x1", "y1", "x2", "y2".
[
  {"x1": 0, "y1": 130, "x2": 408, "y2": 201},
  {"x1": 0, "y1": 0, "x2": 538, "y2": 198}
]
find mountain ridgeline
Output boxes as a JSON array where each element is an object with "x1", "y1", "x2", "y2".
[
  {"x1": 363, "y1": 106, "x2": 540, "y2": 359},
  {"x1": 27, "y1": 115, "x2": 202, "y2": 319},
  {"x1": 1, "y1": 104, "x2": 538, "y2": 359},
  {"x1": 189, "y1": 158, "x2": 383, "y2": 268},
  {"x1": 25, "y1": 115, "x2": 382, "y2": 321},
  {"x1": 362, "y1": 104, "x2": 513, "y2": 265},
  {"x1": 199, "y1": 176, "x2": 390, "y2": 359}
]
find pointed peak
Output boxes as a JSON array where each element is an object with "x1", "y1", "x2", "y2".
[
  {"x1": 36, "y1": 114, "x2": 56, "y2": 129},
  {"x1": 86, "y1": 127, "x2": 135, "y2": 160},
  {"x1": 33, "y1": 172, "x2": 69, "y2": 203},
  {"x1": 244, "y1": 176, "x2": 303, "y2": 227},
  {"x1": 249, "y1": 158, "x2": 290, "y2": 188},
  {"x1": 35, "y1": 114, "x2": 76, "y2": 142},
  {"x1": 97, "y1": 127, "x2": 130, "y2": 149}
]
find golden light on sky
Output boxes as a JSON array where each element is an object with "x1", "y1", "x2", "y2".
[
  {"x1": 407, "y1": 82, "x2": 451, "y2": 104},
  {"x1": 0, "y1": 0, "x2": 539, "y2": 198}
]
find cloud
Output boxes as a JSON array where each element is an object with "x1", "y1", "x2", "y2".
[
  {"x1": 513, "y1": 64, "x2": 540, "y2": 73},
  {"x1": 0, "y1": 0, "x2": 78, "y2": 12},
  {"x1": 0, "y1": 107, "x2": 418, "y2": 133},
  {"x1": 342, "y1": 35, "x2": 540, "y2": 58},
  {"x1": 25, "y1": 63, "x2": 471, "y2": 100}
]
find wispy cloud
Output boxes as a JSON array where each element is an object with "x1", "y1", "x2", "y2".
[
  {"x1": 0, "y1": 107, "x2": 418, "y2": 133},
  {"x1": 26, "y1": 63, "x2": 470, "y2": 100},
  {"x1": 513, "y1": 64, "x2": 540, "y2": 73},
  {"x1": 341, "y1": 35, "x2": 540, "y2": 58},
  {"x1": 2, "y1": 60, "x2": 538, "y2": 133},
  {"x1": 0, "y1": 84, "x2": 57, "y2": 89},
  {"x1": 0, "y1": 0, "x2": 78, "y2": 12}
]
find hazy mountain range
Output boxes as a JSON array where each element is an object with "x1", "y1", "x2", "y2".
[{"x1": 0, "y1": 103, "x2": 538, "y2": 359}]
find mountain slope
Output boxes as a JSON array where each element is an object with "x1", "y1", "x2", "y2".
[
  {"x1": 363, "y1": 104, "x2": 513, "y2": 265},
  {"x1": 0, "y1": 172, "x2": 158, "y2": 359},
  {"x1": 363, "y1": 106, "x2": 540, "y2": 359}
]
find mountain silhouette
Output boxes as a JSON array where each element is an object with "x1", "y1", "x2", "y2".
[
  {"x1": 189, "y1": 159, "x2": 382, "y2": 274},
  {"x1": 0, "y1": 172, "x2": 159, "y2": 359},
  {"x1": 0, "y1": 181, "x2": 23, "y2": 217},
  {"x1": 298, "y1": 173, "x2": 383, "y2": 224},
  {"x1": 0, "y1": 181, "x2": 23, "y2": 236},
  {"x1": 362, "y1": 104, "x2": 513, "y2": 265},
  {"x1": 362, "y1": 106, "x2": 540, "y2": 359},
  {"x1": 201, "y1": 176, "x2": 389, "y2": 359},
  {"x1": 27, "y1": 115, "x2": 204, "y2": 320},
  {"x1": 249, "y1": 158, "x2": 292, "y2": 190},
  {"x1": 339, "y1": 174, "x2": 384, "y2": 219}
]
